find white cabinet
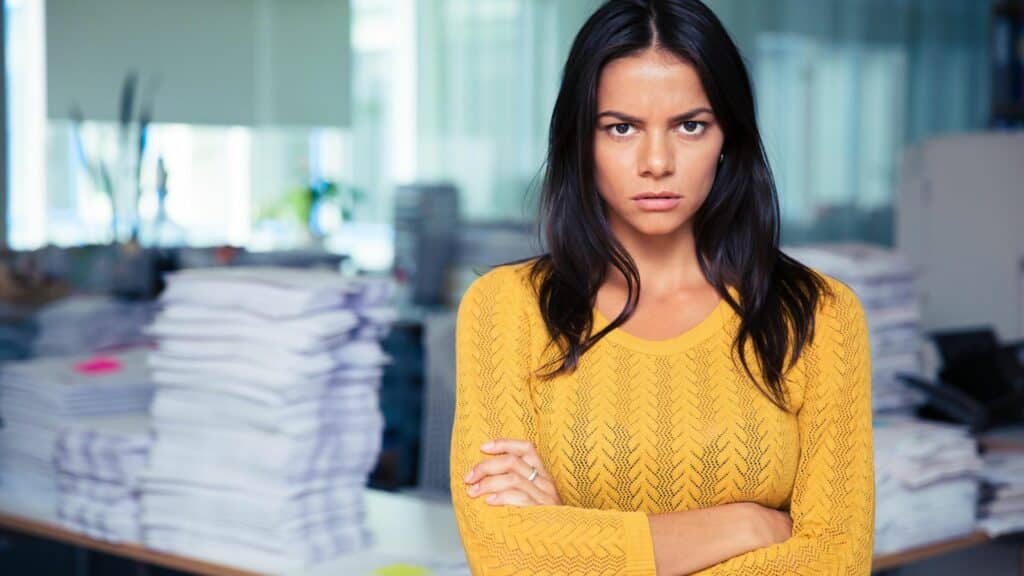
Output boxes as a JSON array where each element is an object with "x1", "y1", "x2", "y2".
[{"x1": 898, "y1": 132, "x2": 1024, "y2": 340}]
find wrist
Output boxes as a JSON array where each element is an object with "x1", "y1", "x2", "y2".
[{"x1": 728, "y1": 502, "x2": 766, "y2": 550}]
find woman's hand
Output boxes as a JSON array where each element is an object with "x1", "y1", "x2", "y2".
[
  {"x1": 741, "y1": 502, "x2": 793, "y2": 549},
  {"x1": 462, "y1": 438, "x2": 562, "y2": 507}
]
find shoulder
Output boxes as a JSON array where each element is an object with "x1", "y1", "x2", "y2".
[
  {"x1": 813, "y1": 271, "x2": 866, "y2": 325},
  {"x1": 458, "y1": 259, "x2": 540, "y2": 317},
  {"x1": 806, "y1": 270, "x2": 869, "y2": 350}
]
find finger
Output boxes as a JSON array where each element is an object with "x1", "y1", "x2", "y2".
[
  {"x1": 467, "y1": 454, "x2": 533, "y2": 482},
  {"x1": 480, "y1": 439, "x2": 552, "y2": 480},
  {"x1": 463, "y1": 455, "x2": 517, "y2": 483},
  {"x1": 480, "y1": 438, "x2": 534, "y2": 455},
  {"x1": 484, "y1": 489, "x2": 537, "y2": 507},
  {"x1": 531, "y1": 475, "x2": 560, "y2": 502},
  {"x1": 466, "y1": 458, "x2": 562, "y2": 505},
  {"x1": 471, "y1": 472, "x2": 553, "y2": 505}
]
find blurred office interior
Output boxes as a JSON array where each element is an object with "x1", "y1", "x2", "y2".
[{"x1": 1, "y1": 0, "x2": 1023, "y2": 574}]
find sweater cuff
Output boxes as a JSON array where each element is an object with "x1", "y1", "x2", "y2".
[{"x1": 622, "y1": 511, "x2": 657, "y2": 575}]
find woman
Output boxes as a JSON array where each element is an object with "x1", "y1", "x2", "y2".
[{"x1": 450, "y1": 0, "x2": 874, "y2": 574}]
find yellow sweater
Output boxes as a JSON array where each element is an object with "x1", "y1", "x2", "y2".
[{"x1": 450, "y1": 261, "x2": 874, "y2": 575}]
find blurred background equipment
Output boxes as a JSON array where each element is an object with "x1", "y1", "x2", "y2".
[
  {"x1": 919, "y1": 329, "x2": 1024, "y2": 429},
  {"x1": 392, "y1": 183, "x2": 460, "y2": 307}
]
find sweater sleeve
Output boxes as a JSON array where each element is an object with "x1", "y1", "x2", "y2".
[
  {"x1": 449, "y1": 266, "x2": 658, "y2": 576},
  {"x1": 696, "y1": 279, "x2": 876, "y2": 576}
]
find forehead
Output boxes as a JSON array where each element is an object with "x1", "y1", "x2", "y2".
[{"x1": 597, "y1": 48, "x2": 709, "y2": 111}]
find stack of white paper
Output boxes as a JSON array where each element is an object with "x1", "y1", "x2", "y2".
[
  {"x1": 141, "y1": 267, "x2": 395, "y2": 574},
  {"x1": 784, "y1": 243, "x2": 925, "y2": 412},
  {"x1": 873, "y1": 416, "x2": 982, "y2": 554},
  {"x1": 55, "y1": 414, "x2": 152, "y2": 542},
  {"x1": 34, "y1": 296, "x2": 156, "y2": 357},
  {"x1": 977, "y1": 452, "x2": 1024, "y2": 537},
  {"x1": 0, "y1": 349, "x2": 155, "y2": 516}
]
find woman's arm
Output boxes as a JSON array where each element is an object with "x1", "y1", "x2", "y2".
[
  {"x1": 649, "y1": 503, "x2": 792, "y2": 575},
  {"x1": 451, "y1": 266, "x2": 789, "y2": 575},
  {"x1": 451, "y1": 267, "x2": 653, "y2": 575},
  {"x1": 693, "y1": 280, "x2": 875, "y2": 575}
]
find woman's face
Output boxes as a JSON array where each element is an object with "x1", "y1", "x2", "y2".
[{"x1": 594, "y1": 48, "x2": 725, "y2": 240}]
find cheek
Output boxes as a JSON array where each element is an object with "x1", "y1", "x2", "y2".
[
  {"x1": 680, "y1": 152, "x2": 719, "y2": 197},
  {"x1": 594, "y1": 142, "x2": 633, "y2": 200}
]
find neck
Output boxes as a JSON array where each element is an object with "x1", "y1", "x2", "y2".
[{"x1": 605, "y1": 220, "x2": 707, "y2": 296}]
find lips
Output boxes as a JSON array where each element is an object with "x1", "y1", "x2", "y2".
[
  {"x1": 632, "y1": 192, "x2": 680, "y2": 200},
  {"x1": 632, "y1": 192, "x2": 681, "y2": 212}
]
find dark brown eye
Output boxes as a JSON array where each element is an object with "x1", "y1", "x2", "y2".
[
  {"x1": 609, "y1": 123, "x2": 633, "y2": 136},
  {"x1": 680, "y1": 121, "x2": 705, "y2": 135}
]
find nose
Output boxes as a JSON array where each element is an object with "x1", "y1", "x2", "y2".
[{"x1": 639, "y1": 131, "x2": 674, "y2": 178}]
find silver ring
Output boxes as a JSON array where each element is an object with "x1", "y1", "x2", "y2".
[{"x1": 526, "y1": 466, "x2": 539, "y2": 483}]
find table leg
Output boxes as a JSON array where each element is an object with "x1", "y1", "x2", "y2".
[
  {"x1": 1018, "y1": 542, "x2": 1024, "y2": 576},
  {"x1": 74, "y1": 546, "x2": 88, "y2": 576}
]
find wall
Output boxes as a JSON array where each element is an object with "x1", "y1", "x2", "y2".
[{"x1": 45, "y1": 0, "x2": 350, "y2": 126}]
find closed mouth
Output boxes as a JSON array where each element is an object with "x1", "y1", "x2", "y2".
[{"x1": 632, "y1": 193, "x2": 681, "y2": 200}]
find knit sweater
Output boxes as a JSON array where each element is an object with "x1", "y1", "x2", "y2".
[{"x1": 450, "y1": 261, "x2": 874, "y2": 575}]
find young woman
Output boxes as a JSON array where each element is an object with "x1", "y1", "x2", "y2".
[{"x1": 450, "y1": 1, "x2": 874, "y2": 574}]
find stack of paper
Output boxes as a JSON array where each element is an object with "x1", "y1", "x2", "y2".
[
  {"x1": 34, "y1": 296, "x2": 156, "y2": 357},
  {"x1": 977, "y1": 452, "x2": 1024, "y2": 537},
  {"x1": 0, "y1": 349, "x2": 154, "y2": 516},
  {"x1": 141, "y1": 267, "x2": 395, "y2": 574},
  {"x1": 873, "y1": 416, "x2": 982, "y2": 554},
  {"x1": 784, "y1": 243, "x2": 925, "y2": 412},
  {"x1": 55, "y1": 414, "x2": 152, "y2": 542}
]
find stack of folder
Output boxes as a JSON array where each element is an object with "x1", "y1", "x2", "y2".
[
  {"x1": 873, "y1": 416, "x2": 981, "y2": 554},
  {"x1": 55, "y1": 413, "x2": 152, "y2": 542},
  {"x1": 141, "y1": 267, "x2": 395, "y2": 573},
  {"x1": 785, "y1": 243, "x2": 926, "y2": 412},
  {"x1": 0, "y1": 349, "x2": 154, "y2": 516}
]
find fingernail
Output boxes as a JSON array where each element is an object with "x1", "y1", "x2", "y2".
[
  {"x1": 481, "y1": 441, "x2": 494, "y2": 450},
  {"x1": 464, "y1": 470, "x2": 473, "y2": 482},
  {"x1": 467, "y1": 484, "x2": 479, "y2": 495}
]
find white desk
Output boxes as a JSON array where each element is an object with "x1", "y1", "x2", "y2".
[
  {"x1": 0, "y1": 489, "x2": 469, "y2": 576},
  {"x1": 307, "y1": 490, "x2": 468, "y2": 576},
  {"x1": 3, "y1": 487, "x2": 1012, "y2": 574}
]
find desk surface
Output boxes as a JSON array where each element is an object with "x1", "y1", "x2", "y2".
[
  {"x1": 0, "y1": 490, "x2": 1002, "y2": 575},
  {"x1": 0, "y1": 490, "x2": 469, "y2": 576},
  {"x1": 980, "y1": 424, "x2": 1024, "y2": 452}
]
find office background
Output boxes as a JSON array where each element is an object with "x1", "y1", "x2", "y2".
[{"x1": 1, "y1": 1, "x2": 1023, "y2": 575}]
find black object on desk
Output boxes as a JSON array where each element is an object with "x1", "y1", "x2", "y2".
[{"x1": 900, "y1": 328, "x2": 1024, "y2": 432}]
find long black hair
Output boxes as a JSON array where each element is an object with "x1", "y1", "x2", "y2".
[{"x1": 527, "y1": 0, "x2": 830, "y2": 411}]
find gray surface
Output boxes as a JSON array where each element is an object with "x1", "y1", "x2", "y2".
[
  {"x1": 45, "y1": 0, "x2": 350, "y2": 126},
  {"x1": 899, "y1": 132, "x2": 1024, "y2": 341},
  {"x1": 418, "y1": 312, "x2": 458, "y2": 497}
]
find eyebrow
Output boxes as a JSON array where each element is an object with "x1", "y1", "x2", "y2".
[{"x1": 596, "y1": 107, "x2": 714, "y2": 124}]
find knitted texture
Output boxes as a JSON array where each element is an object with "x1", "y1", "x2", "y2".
[{"x1": 450, "y1": 261, "x2": 874, "y2": 575}]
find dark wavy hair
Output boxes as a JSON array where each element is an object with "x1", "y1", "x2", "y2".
[{"x1": 527, "y1": 0, "x2": 830, "y2": 411}]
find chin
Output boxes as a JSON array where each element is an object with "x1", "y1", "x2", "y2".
[{"x1": 626, "y1": 215, "x2": 690, "y2": 237}]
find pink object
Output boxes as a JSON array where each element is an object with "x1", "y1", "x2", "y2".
[{"x1": 73, "y1": 356, "x2": 123, "y2": 375}]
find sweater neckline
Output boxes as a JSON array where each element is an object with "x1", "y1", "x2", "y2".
[{"x1": 591, "y1": 287, "x2": 733, "y2": 355}]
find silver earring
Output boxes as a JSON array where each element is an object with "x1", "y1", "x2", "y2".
[{"x1": 719, "y1": 153, "x2": 724, "y2": 163}]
